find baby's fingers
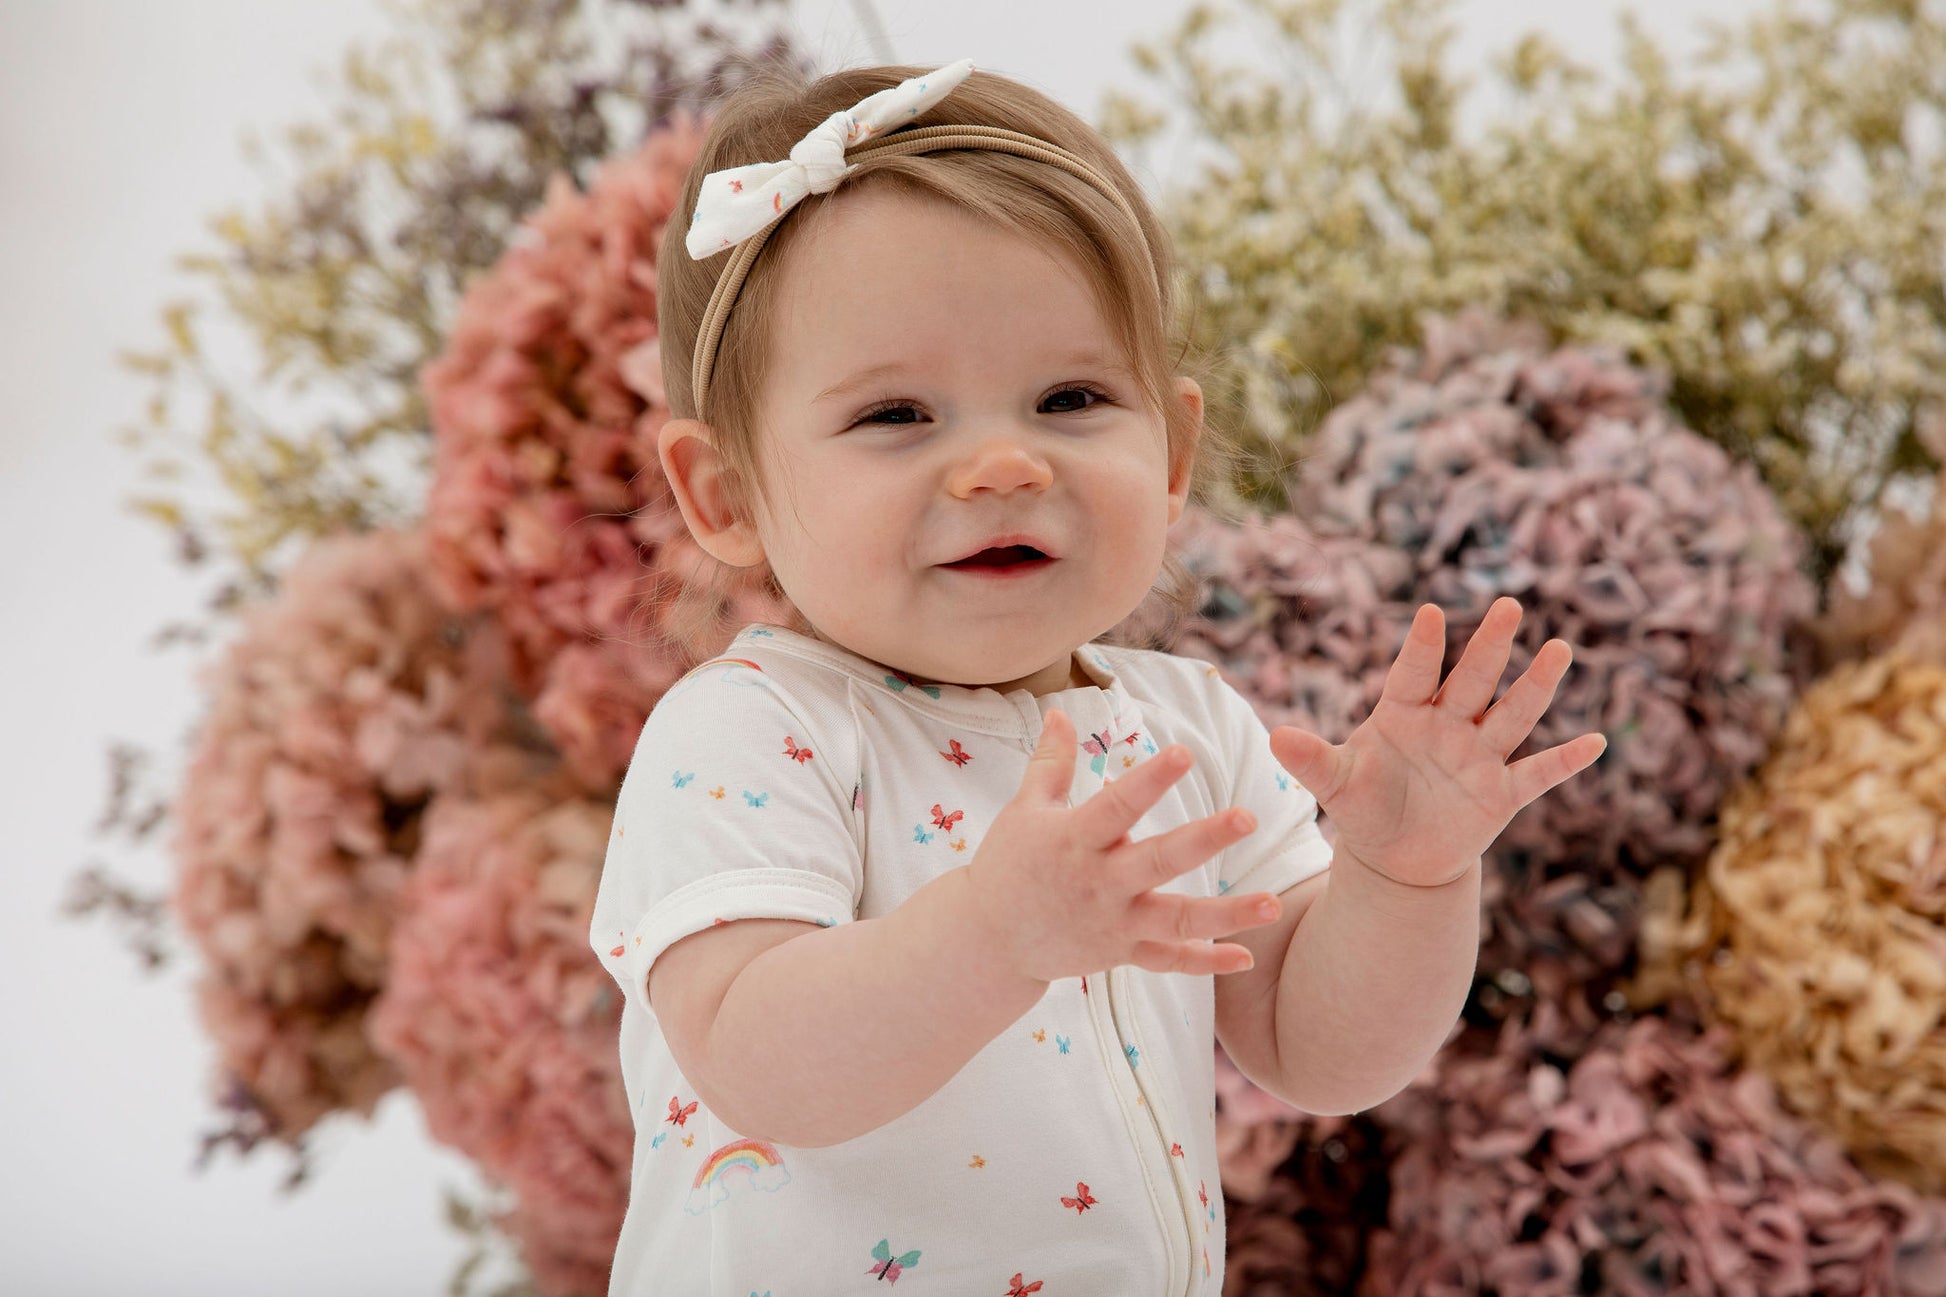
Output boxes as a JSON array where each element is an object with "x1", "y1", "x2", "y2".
[
  {"x1": 1116, "y1": 802, "x2": 1257, "y2": 894},
  {"x1": 1128, "y1": 937, "x2": 1259, "y2": 976},
  {"x1": 1127, "y1": 889, "x2": 1282, "y2": 949},
  {"x1": 1079, "y1": 744, "x2": 1197, "y2": 850}
]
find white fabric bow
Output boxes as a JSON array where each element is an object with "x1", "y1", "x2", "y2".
[{"x1": 684, "y1": 59, "x2": 977, "y2": 260}]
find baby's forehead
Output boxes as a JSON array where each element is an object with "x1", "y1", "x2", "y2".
[{"x1": 772, "y1": 221, "x2": 1119, "y2": 365}]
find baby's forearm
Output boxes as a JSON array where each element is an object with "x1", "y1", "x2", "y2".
[
  {"x1": 1272, "y1": 848, "x2": 1481, "y2": 1115},
  {"x1": 700, "y1": 867, "x2": 1049, "y2": 1148}
]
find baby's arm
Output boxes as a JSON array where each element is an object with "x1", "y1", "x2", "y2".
[{"x1": 651, "y1": 865, "x2": 1043, "y2": 1148}]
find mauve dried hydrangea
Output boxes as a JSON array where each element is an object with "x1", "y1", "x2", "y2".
[
  {"x1": 1169, "y1": 310, "x2": 1822, "y2": 1042},
  {"x1": 1222, "y1": 1110, "x2": 1391, "y2": 1297},
  {"x1": 1632, "y1": 648, "x2": 1946, "y2": 1197},
  {"x1": 421, "y1": 116, "x2": 792, "y2": 790},
  {"x1": 368, "y1": 786, "x2": 629, "y2": 1297},
  {"x1": 1366, "y1": 1011, "x2": 1946, "y2": 1297},
  {"x1": 170, "y1": 527, "x2": 559, "y2": 1147}
]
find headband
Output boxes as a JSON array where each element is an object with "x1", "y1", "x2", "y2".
[{"x1": 682, "y1": 58, "x2": 1160, "y2": 417}]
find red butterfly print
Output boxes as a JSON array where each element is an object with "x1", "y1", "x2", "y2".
[
  {"x1": 665, "y1": 1096, "x2": 698, "y2": 1127},
  {"x1": 1006, "y1": 1275, "x2": 1044, "y2": 1296},
  {"x1": 1121, "y1": 730, "x2": 1143, "y2": 746},
  {"x1": 1170, "y1": 1143, "x2": 1184, "y2": 1158},
  {"x1": 940, "y1": 739, "x2": 972, "y2": 768},
  {"x1": 782, "y1": 736, "x2": 814, "y2": 764},
  {"x1": 729, "y1": 179, "x2": 743, "y2": 192},
  {"x1": 930, "y1": 804, "x2": 963, "y2": 832},
  {"x1": 1060, "y1": 1182, "x2": 1098, "y2": 1213},
  {"x1": 1198, "y1": 1180, "x2": 1209, "y2": 1209}
]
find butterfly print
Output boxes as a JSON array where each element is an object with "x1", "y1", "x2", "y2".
[
  {"x1": 911, "y1": 824, "x2": 934, "y2": 845},
  {"x1": 940, "y1": 739, "x2": 972, "y2": 767},
  {"x1": 671, "y1": 770, "x2": 695, "y2": 788},
  {"x1": 930, "y1": 804, "x2": 963, "y2": 832},
  {"x1": 609, "y1": 930, "x2": 626, "y2": 958},
  {"x1": 866, "y1": 1237, "x2": 922, "y2": 1282},
  {"x1": 666, "y1": 1096, "x2": 698, "y2": 1127},
  {"x1": 782, "y1": 736, "x2": 814, "y2": 764},
  {"x1": 1060, "y1": 1182, "x2": 1098, "y2": 1214},
  {"x1": 884, "y1": 670, "x2": 942, "y2": 699},
  {"x1": 1170, "y1": 1143, "x2": 1184, "y2": 1158},
  {"x1": 1006, "y1": 1275, "x2": 1044, "y2": 1296},
  {"x1": 742, "y1": 791, "x2": 769, "y2": 809}
]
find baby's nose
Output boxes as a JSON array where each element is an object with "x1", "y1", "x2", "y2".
[{"x1": 949, "y1": 436, "x2": 1053, "y2": 495}]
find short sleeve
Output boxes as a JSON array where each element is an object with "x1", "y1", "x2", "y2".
[
  {"x1": 1204, "y1": 670, "x2": 1334, "y2": 899},
  {"x1": 588, "y1": 661, "x2": 863, "y2": 1021}
]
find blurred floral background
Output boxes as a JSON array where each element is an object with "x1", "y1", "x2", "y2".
[{"x1": 38, "y1": 0, "x2": 1946, "y2": 1291}]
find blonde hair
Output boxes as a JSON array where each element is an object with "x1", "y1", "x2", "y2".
[{"x1": 649, "y1": 58, "x2": 1253, "y2": 663}]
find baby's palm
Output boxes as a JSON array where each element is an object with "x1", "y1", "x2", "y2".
[{"x1": 1269, "y1": 598, "x2": 1606, "y2": 887}]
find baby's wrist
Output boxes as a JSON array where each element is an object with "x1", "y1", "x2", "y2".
[{"x1": 951, "y1": 865, "x2": 1049, "y2": 994}]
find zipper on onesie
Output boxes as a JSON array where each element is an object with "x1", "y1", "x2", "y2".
[{"x1": 1105, "y1": 965, "x2": 1201, "y2": 1297}]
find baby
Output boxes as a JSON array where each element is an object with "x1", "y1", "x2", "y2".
[{"x1": 589, "y1": 58, "x2": 1602, "y2": 1297}]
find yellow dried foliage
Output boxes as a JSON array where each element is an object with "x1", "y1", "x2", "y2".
[{"x1": 1632, "y1": 647, "x2": 1946, "y2": 1193}]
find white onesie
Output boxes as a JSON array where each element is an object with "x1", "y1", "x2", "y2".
[{"x1": 588, "y1": 622, "x2": 1334, "y2": 1295}]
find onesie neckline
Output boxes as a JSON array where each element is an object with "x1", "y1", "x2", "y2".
[{"x1": 729, "y1": 623, "x2": 1129, "y2": 734}]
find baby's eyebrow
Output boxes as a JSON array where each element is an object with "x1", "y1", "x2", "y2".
[{"x1": 813, "y1": 350, "x2": 1133, "y2": 406}]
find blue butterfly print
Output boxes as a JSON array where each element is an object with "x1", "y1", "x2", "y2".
[
  {"x1": 743, "y1": 791, "x2": 769, "y2": 809},
  {"x1": 1125, "y1": 1043, "x2": 1141, "y2": 1070},
  {"x1": 671, "y1": 770, "x2": 696, "y2": 789},
  {"x1": 1056, "y1": 1035, "x2": 1071, "y2": 1055},
  {"x1": 1217, "y1": 879, "x2": 1234, "y2": 895},
  {"x1": 911, "y1": 824, "x2": 934, "y2": 845},
  {"x1": 1275, "y1": 771, "x2": 1291, "y2": 792}
]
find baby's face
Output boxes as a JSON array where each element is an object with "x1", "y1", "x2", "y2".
[{"x1": 744, "y1": 184, "x2": 1199, "y2": 695}]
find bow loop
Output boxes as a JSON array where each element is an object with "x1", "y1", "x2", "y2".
[{"x1": 684, "y1": 59, "x2": 977, "y2": 261}]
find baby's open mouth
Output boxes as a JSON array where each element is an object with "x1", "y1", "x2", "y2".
[{"x1": 943, "y1": 545, "x2": 1050, "y2": 568}]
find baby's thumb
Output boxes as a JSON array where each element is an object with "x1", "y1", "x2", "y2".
[{"x1": 1026, "y1": 708, "x2": 1074, "y2": 804}]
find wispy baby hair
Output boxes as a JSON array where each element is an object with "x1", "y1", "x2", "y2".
[{"x1": 651, "y1": 57, "x2": 1248, "y2": 658}]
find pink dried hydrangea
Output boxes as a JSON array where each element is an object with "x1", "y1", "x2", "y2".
[
  {"x1": 1367, "y1": 1010, "x2": 1946, "y2": 1297},
  {"x1": 170, "y1": 527, "x2": 563, "y2": 1144},
  {"x1": 1168, "y1": 310, "x2": 1821, "y2": 1040},
  {"x1": 367, "y1": 786, "x2": 629, "y2": 1297},
  {"x1": 422, "y1": 112, "x2": 791, "y2": 791}
]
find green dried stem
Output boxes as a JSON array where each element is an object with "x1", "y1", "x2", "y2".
[{"x1": 1102, "y1": 0, "x2": 1946, "y2": 598}]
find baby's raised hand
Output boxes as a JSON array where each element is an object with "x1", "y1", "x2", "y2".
[{"x1": 963, "y1": 707, "x2": 1282, "y2": 985}]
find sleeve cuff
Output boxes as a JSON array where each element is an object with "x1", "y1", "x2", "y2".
[
  {"x1": 620, "y1": 869, "x2": 858, "y2": 1020},
  {"x1": 1225, "y1": 824, "x2": 1334, "y2": 900}
]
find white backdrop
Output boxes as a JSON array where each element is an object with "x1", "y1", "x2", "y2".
[{"x1": 0, "y1": 1, "x2": 1761, "y2": 1292}]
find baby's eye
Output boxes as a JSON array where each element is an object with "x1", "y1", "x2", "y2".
[
  {"x1": 1042, "y1": 383, "x2": 1112, "y2": 414},
  {"x1": 850, "y1": 383, "x2": 1114, "y2": 427}
]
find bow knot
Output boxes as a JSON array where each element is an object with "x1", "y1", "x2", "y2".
[{"x1": 787, "y1": 111, "x2": 860, "y2": 197}]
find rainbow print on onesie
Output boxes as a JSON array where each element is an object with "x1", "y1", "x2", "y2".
[{"x1": 686, "y1": 1137, "x2": 793, "y2": 1214}]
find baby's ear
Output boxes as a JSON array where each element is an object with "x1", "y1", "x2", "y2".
[
  {"x1": 657, "y1": 417, "x2": 766, "y2": 567},
  {"x1": 1167, "y1": 377, "x2": 1204, "y2": 523}
]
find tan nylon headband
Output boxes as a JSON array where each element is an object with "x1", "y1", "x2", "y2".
[{"x1": 689, "y1": 123, "x2": 1160, "y2": 418}]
